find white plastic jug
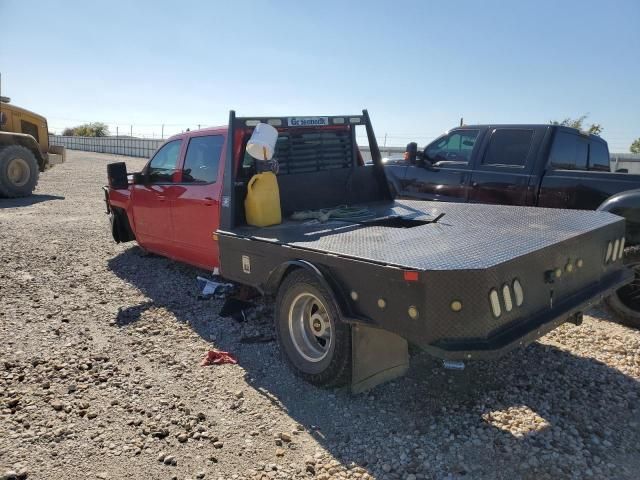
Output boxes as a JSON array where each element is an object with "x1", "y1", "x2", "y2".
[{"x1": 246, "y1": 122, "x2": 278, "y2": 161}]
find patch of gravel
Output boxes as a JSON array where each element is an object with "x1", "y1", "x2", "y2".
[{"x1": 0, "y1": 150, "x2": 639, "y2": 480}]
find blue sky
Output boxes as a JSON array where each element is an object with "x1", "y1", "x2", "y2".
[{"x1": 1, "y1": 0, "x2": 639, "y2": 151}]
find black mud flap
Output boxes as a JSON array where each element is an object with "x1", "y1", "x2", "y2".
[
  {"x1": 109, "y1": 212, "x2": 121, "y2": 243},
  {"x1": 110, "y1": 208, "x2": 135, "y2": 243},
  {"x1": 351, "y1": 324, "x2": 409, "y2": 393}
]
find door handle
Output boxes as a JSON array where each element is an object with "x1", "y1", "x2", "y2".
[
  {"x1": 157, "y1": 195, "x2": 166, "y2": 201},
  {"x1": 471, "y1": 181, "x2": 479, "y2": 188},
  {"x1": 203, "y1": 196, "x2": 215, "y2": 206}
]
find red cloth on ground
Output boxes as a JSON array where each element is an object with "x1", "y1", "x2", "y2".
[{"x1": 201, "y1": 349, "x2": 237, "y2": 366}]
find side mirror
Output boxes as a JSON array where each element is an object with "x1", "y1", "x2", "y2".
[
  {"x1": 107, "y1": 162, "x2": 128, "y2": 189},
  {"x1": 405, "y1": 142, "x2": 418, "y2": 164}
]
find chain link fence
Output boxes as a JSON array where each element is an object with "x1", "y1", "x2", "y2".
[{"x1": 49, "y1": 135, "x2": 163, "y2": 158}]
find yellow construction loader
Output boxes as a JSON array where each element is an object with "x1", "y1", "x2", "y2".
[{"x1": 0, "y1": 96, "x2": 65, "y2": 197}]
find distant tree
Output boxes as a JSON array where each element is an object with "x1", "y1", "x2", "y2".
[
  {"x1": 631, "y1": 138, "x2": 640, "y2": 154},
  {"x1": 550, "y1": 114, "x2": 603, "y2": 135},
  {"x1": 62, "y1": 122, "x2": 109, "y2": 137}
]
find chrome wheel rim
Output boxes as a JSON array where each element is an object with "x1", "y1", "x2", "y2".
[
  {"x1": 7, "y1": 158, "x2": 30, "y2": 187},
  {"x1": 288, "y1": 292, "x2": 333, "y2": 362}
]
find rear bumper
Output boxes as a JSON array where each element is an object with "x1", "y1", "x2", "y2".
[{"x1": 425, "y1": 268, "x2": 632, "y2": 361}]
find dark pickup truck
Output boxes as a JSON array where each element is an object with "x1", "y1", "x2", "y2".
[{"x1": 386, "y1": 125, "x2": 640, "y2": 325}]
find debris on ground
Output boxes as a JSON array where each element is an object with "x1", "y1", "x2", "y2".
[
  {"x1": 201, "y1": 349, "x2": 237, "y2": 366},
  {"x1": 219, "y1": 298, "x2": 255, "y2": 322},
  {"x1": 196, "y1": 276, "x2": 233, "y2": 297}
]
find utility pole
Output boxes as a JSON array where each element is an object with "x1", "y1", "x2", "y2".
[
  {"x1": 198, "y1": 124, "x2": 201, "y2": 130},
  {"x1": 130, "y1": 125, "x2": 133, "y2": 137},
  {"x1": 161, "y1": 124, "x2": 164, "y2": 139},
  {"x1": 460, "y1": 117, "x2": 464, "y2": 127}
]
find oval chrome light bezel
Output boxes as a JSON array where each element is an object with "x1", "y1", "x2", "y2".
[
  {"x1": 489, "y1": 289, "x2": 501, "y2": 318},
  {"x1": 513, "y1": 279, "x2": 524, "y2": 307},
  {"x1": 502, "y1": 284, "x2": 513, "y2": 312},
  {"x1": 605, "y1": 241, "x2": 613, "y2": 263}
]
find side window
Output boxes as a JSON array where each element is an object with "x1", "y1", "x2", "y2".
[
  {"x1": 182, "y1": 135, "x2": 225, "y2": 183},
  {"x1": 425, "y1": 129, "x2": 479, "y2": 164},
  {"x1": 21, "y1": 120, "x2": 40, "y2": 143},
  {"x1": 589, "y1": 140, "x2": 610, "y2": 172},
  {"x1": 549, "y1": 131, "x2": 588, "y2": 170},
  {"x1": 148, "y1": 140, "x2": 182, "y2": 183},
  {"x1": 482, "y1": 129, "x2": 534, "y2": 167}
]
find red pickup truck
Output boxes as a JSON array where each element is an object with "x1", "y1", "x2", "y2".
[{"x1": 104, "y1": 111, "x2": 630, "y2": 392}]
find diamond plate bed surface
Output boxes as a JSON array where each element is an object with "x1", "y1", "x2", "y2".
[{"x1": 225, "y1": 200, "x2": 621, "y2": 270}]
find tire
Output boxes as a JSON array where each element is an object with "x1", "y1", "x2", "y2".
[
  {"x1": 274, "y1": 269, "x2": 351, "y2": 387},
  {"x1": 0, "y1": 145, "x2": 40, "y2": 198},
  {"x1": 605, "y1": 245, "x2": 640, "y2": 329}
]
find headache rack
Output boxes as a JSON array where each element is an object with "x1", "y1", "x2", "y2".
[
  {"x1": 220, "y1": 110, "x2": 388, "y2": 230},
  {"x1": 275, "y1": 129, "x2": 355, "y2": 175}
]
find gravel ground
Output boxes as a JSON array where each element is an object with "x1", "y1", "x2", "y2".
[{"x1": 1, "y1": 150, "x2": 639, "y2": 480}]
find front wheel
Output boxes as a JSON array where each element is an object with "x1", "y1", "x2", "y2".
[
  {"x1": 605, "y1": 245, "x2": 640, "y2": 328},
  {"x1": 0, "y1": 145, "x2": 40, "y2": 198},
  {"x1": 274, "y1": 269, "x2": 351, "y2": 387}
]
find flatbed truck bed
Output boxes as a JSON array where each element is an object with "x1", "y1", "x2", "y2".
[{"x1": 219, "y1": 198, "x2": 630, "y2": 362}]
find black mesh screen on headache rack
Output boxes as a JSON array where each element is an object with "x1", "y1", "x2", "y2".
[{"x1": 274, "y1": 129, "x2": 354, "y2": 175}]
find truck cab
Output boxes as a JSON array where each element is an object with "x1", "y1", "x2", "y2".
[
  {"x1": 107, "y1": 128, "x2": 227, "y2": 269},
  {"x1": 389, "y1": 125, "x2": 640, "y2": 234},
  {"x1": 389, "y1": 125, "x2": 629, "y2": 204}
]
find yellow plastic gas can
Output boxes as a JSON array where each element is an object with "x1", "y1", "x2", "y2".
[{"x1": 244, "y1": 172, "x2": 282, "y2": 227}]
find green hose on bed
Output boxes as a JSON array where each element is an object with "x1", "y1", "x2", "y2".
[{"x1": 291, "y1": 205, "x2": 374, "y2": 223}]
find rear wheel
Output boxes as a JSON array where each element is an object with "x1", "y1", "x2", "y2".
[
  {"x1": 605, "y1": 245, "x2": 640, "y2": 328},
  {"x1": 0, "y1": 145, "x2": 40, "y2": 198},
  {"x1": 275, "y1": 269, "x2": 351, "y2": 387}
]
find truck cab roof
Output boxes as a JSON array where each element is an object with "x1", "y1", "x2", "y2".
[
  {"x1": 451, "y1": 124, "x2": 606, "y2": 143},
  {"x1": 166, "y1": 125, "x2": 227, "y2": 142}
]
